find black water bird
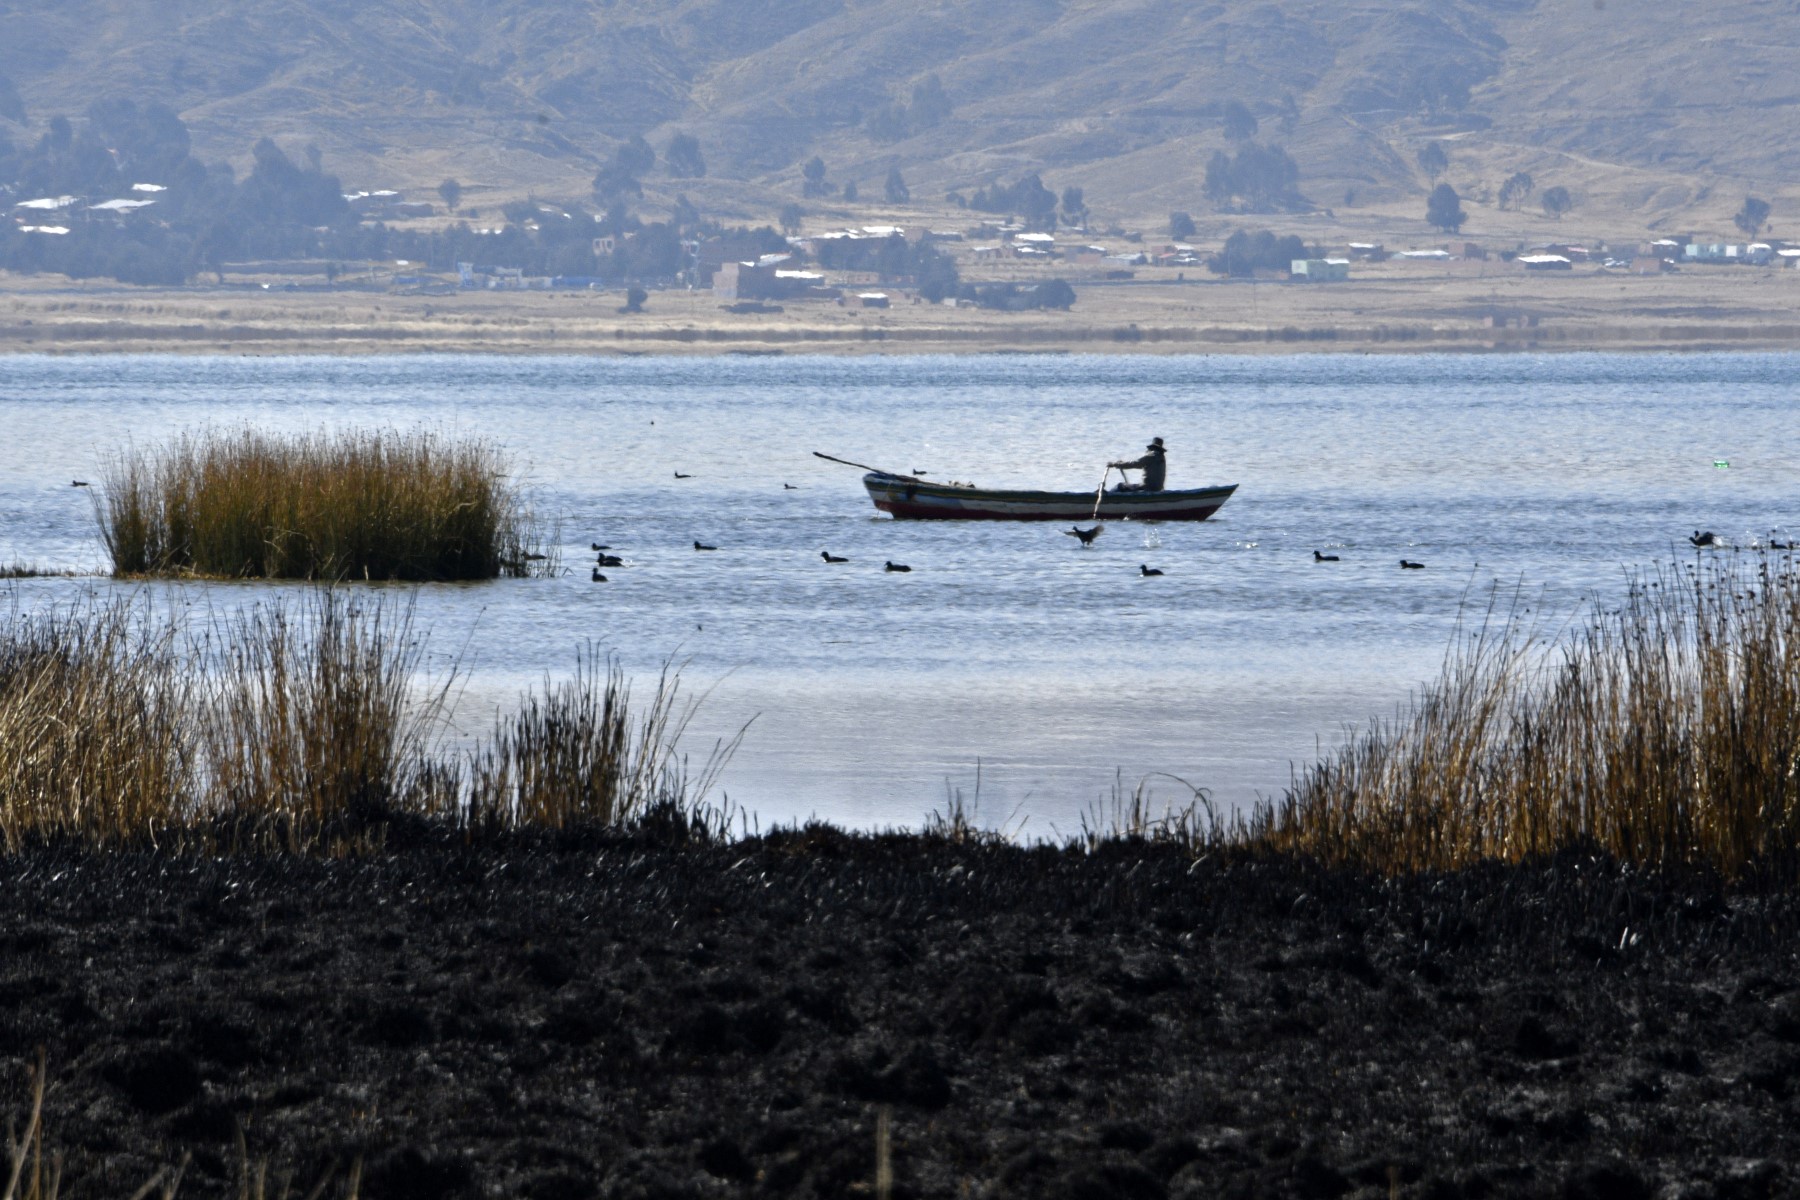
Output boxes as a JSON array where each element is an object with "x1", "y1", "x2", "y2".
[
  {"x1": 1313, "y1": 550, "x2": 1340, "y2": 562},
  {"x1": 911, "y1": 470, "x2": 930, "y2": 476},
  {"x1": 821, "y1": 551, "x2": 848, "y2": 563},
  {"x1": 885, "y1": 561, "x2": 911, "y2": 573},
  {"x1": 1690, "y1": 530, "x2": 1718, "y2": 547},
  {"x1": 694, "y1": 541, "x2": 717, "y2": 551},
  {"x1": 674, "y1": 471, "x2": 693, "y2": 479},
  {"x1": 1140, "y1": 564, "x2": 1164, "y2": 577},
  {"x1": 1401, "y1": 559, "x2": 1425, "y2": 569},
  {"x1": 591, "y1": 569, "x2": 608, "y2": 582},
  {"x1": 71, "y1": 480, "x2": 89, "y2": 487},
  {"x1": 1065, "y1": 525, "x2": 1104, "y2": 546},
  {"x1": 596, "y1": 554, "x2": 623, "y2": 567},
  {"x1": 590, "y1": 543, "x2": 613, "y2": 551},
  {"x1": 784, "y1": 483, "x2": 798, "y2": 490},
  {"x1": 523, "y1": 552, "x2": 547, "y2": 561}
]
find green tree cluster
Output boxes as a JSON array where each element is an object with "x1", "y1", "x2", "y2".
[
  {"x1": 1497, "y1": 172, "x2": 1534, "y2": 211},
  {"x1": 1203, "y1": 143, "x2": 1304, "y2": 213},
  {"x1": 967, "y1": 174, "x2": 1058, "y2": 230},
  {"x1": 1734, "y1": 196, "x2": 1771, "y2": 237},
  {"x1": 1426, "y1": 183, "x2": 1465, "y2": 233},
  {"x1": 865, "y1": 74, "x2": 953, "y2": 142},
  {"x1": 1207, "y1": 229, "x2": 1308, "y2": 277}
]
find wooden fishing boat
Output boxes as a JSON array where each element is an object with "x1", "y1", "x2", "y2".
[{"x1": 861, "y1": 472, "x2": 1238, "y2": 521}]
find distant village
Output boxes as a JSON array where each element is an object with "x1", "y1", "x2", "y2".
[{"x1": 10, "y1": 177, "x2": 1800, "y2": 307}]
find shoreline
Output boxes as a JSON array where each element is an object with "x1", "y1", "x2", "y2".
[{"x1": 5, "y1": 271, "x2": 1800, "y2": 356}]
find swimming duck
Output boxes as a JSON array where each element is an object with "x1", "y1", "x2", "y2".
[
  {"x1": 1313, "y1": 550, "x2": 1340, "y2": 562},
  {"x1": 885, "y1": 561, "x2": 911, "y2": 572},
  {"x1": 694, "y1": 541, "x2": 718, "y2": 551},
  {"x1": 591, "y1": 569, "x2": 608, "y2": 582},
  {"x1": 1400, "y1": 559, "x2": 1425, "y2": 569},
  {"x1": 821, "y1": 551, "x2": 848, "y2": 563},
  {"x1": 1140, "y1": 564, "x2": 1164, "y2": 576}
]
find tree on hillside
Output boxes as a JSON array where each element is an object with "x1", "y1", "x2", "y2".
[
  {"x1": 1734, "y1": 196, "x2": 1771, "y2": 237},
  {"x1": 866, "y1": 73, "x2": 954, "y2": 143},
  {"x1": 617, "y1": 135, "x2": 656, "y2": 176},
  {"x1": 437, "y1": 178, "x2": 462, "y2": 213},
  {"x1": 779, "y1": 202, "x2": 803, "y2": 235},
  {"x1": 1203, "y1": 143, "x2": 1304, "y2": 213},
  {"x1": 843, "y1": 181, "x2": 859, "y2": 202},
  {"x1": 592, "y1": 165, "x2": 642, "y2": 206},
  {"x1": 1497, "y1": 171, "x2": 1534, "y2": 211},
  {"x1": 664, "y1": 133, "x2": 705, "y2": 178},
  {"x1": 1417, "y1": 142, "x2": 1447, "y2": 182},
  {"x1": 1222, "y1": 100, "x2": 1258, "y2": 142},
  {"x1": 1060, "y1": 186, "x2": 1087, "y2": 228},
  {"x1": 671, "y1": 193, "x2": 700, "y2": 232},
  {"x1": 968, "y1": 174, "x2": 1058, "y2": 230},
  {"x1": 1426, "y1": 183, "x2": 1466, "y2": 233},
  {"x1": 802, "y1": 156, "x2": 832, "y2": 198},
  {"x1": 1169, "y1": 211, "x2": 1197, "y2": 240},
  {"x1": 885, "y1": 167, "x2": 910, "y2": 205},
  {"x1": 1540, "y1": 185, "x2": 1572, "y2": 219},
  {"x1": 0, "y1": 73, "x2": 24, "y2": 123}
]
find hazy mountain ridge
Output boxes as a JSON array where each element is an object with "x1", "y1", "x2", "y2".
[{"x1": 1, "y1": 0, "x2": 1795, "y2": 227}]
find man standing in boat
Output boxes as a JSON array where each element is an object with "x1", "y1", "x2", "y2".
[{"x1": 1110, "y1": 436, "x2": 1167, "y2": 492}]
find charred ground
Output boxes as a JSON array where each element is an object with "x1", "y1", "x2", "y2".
[{"x1": 2, "y1": 826, "x2": 1797, "y2": 1199}]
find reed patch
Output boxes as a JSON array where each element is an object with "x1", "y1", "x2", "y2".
[
  {"x1": 98, "y1": 427, "x2": 553, "y2": 581},
  {"x1": 1246, "y1": 553, "x2": 1800, "y2": 880},
  {"x1": 0, "y1": 591, "x2": 728, "y2": 852}
]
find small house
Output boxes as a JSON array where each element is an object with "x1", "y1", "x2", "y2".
[{"x1": 1290, "y1": 258, "x2": 1349, "y2": 281}]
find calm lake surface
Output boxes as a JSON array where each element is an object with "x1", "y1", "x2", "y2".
[{"x1": 2, "y1": 352, "x2": 1795, "y2": 833}]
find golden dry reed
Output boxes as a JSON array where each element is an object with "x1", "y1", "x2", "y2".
[
  {"x1": 0, "y1": 591, "x2": 726, "y2": 853},
  {"x1": 99, "y1": 427, "x2": 553, "y2": 581},
  {"x1": 1249, "y1": 552, "x2": 1800, "y2": 879}
]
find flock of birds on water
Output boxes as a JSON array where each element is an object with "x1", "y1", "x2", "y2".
[{"x1": 585, "y1": 515, "x2": 1791, "y2": 583}]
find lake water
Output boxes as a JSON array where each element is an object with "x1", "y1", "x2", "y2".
[{"x1": 1, "y1": 352, "x2": 1795, "y2": 834}]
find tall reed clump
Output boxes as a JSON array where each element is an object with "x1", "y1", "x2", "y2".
[
  {"x1": 99, "y1": 427, "x2": 553, "y2": 581},
  {"x1": 0, "y1": 600, "x2": 194, "y2": 851},
  {"x1": 1250, "y1": 553, "x2": 1800, "y2": 879},
  {"x1": 467, "y1": 653, "x2": 741, "y2": 830},
  {"x1": 0, "y1": 592, "x2": 729, "y2": 853}
]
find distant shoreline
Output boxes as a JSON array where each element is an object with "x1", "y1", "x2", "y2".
[{"x1": 5, "y1": 270, "x2": 1800, "y2": 357}]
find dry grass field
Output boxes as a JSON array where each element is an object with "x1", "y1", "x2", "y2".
[{"x1": 4, "y1": 258, "x2": 1799, "y2": 357}]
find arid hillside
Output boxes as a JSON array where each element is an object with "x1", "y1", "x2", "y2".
[{"x1": 1, "y1": 0, "x2": 1797, "y2": 234}]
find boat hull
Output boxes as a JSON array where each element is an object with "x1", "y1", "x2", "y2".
[{"x1": 862, "y1": 473, "x2": 1237, "y2": 521}]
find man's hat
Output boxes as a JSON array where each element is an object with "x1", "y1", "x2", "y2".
[{"x1": 1148, "y1": 437, "x2": 1164, "y2": 449}]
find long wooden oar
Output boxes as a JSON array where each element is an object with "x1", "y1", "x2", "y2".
[
  {"x1": 1089, "y1": 466, "x2": 1112, "y2": 521},
  {"x1": 813, "y1": 451, "x2": 920, "y2": 481}
]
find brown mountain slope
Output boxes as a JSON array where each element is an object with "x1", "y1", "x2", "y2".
[{"x1": 0, "y1": 0, "x2": 1795, "y2": 232}]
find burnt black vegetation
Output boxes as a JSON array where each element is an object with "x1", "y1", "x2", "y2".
[{"x1": 3, "y1": 823, "x2": 1798, "y2": 1199}]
